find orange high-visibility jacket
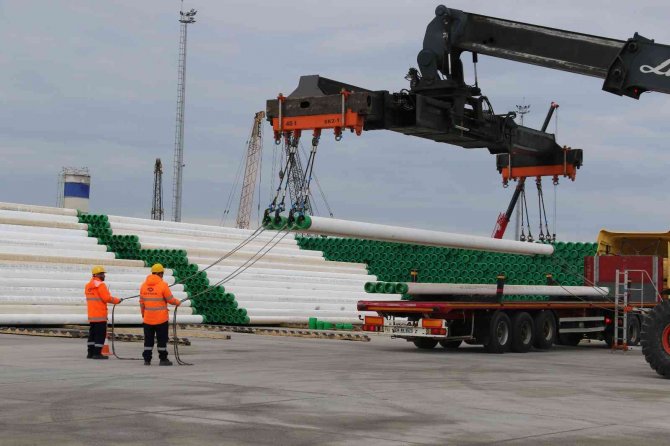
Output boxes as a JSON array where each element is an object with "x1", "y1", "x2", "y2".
[
  {"x1": 139, "y1": 274, "x2": 180, "y2": 325},
  {"x1": 85, "y1": 278, "x2": 121, "y2": 323}
]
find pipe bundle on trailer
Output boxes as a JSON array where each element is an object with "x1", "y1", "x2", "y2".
[
  {"x1": 365, "y1": 281, "x2": 609, "y2": 297},
  {"x1": 276, "y1": 215, "x2": 554, "y2": 256}
]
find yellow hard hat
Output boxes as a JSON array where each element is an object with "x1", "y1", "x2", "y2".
[
  {"x1": 151, "y1": 263, "x2": 165, "y2": 273},
  {"x1": 92, "y1": 265, "x2": 106, "y2": 275}
]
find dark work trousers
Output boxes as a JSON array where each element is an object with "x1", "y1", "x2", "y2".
[
  {"x1": 87, "y1": 322, "x2": 107, "y2": 356},
  {"x1": 143, "y1": 322, "x2": 169, "y2": 361}
]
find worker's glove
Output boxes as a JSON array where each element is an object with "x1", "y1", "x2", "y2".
[{"x1": 176, "y1": 300, "x2": 182, "y2": 307}]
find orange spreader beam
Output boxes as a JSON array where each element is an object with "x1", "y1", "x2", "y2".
[
  {"x1": 500, "y1": 163, "x2": 577, "y2": 182},
  {"x1": 271, "y1": 110, "x2": 364, "y2": 135}
]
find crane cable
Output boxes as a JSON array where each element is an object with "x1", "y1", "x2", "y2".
[
  {"x1": 109, "y1": 224, "x2": 269, "y2": 361},
  {"x1": 172, "y1": 223, "x2": 293, "y2": 365}
]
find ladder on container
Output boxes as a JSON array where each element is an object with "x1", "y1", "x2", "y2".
[
  {"x1": 613, "y1": 270, "x2": 632, "y2": 351},
  {"x1": 613, "y1": 269, "x2": 659, "y2": 351}
]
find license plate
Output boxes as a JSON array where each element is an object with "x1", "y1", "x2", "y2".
[{"x1": 383, "y1": 326, "x2": 427, "y2": 335}]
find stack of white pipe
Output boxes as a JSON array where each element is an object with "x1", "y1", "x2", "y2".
[
  {"x1": 0, "y1": 203, "x2": 202, "y2": 325},
  {"x1": 107, "y1": 214, "x2": 402, "y2": 324}
]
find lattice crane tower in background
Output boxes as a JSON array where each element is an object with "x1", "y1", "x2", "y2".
[
  {"x1": 171, "y1": 5, "x2": 197, "y2": 222},
  {"x1": 236, "y1": 111, "x2": 265, "y2": 229},
  {"x1": 151, "y1": 158, "x2": 164, "y2": 221}
]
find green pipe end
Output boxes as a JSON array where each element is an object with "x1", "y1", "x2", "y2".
[{"x1": 295, "y1": 214, "x2": 312, "y2": 230}]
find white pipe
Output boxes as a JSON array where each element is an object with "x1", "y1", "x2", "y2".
[
  {"x1": 108, "y1": 214, "x2": 261, "y2": 235},
  {"x1": 111, "y1": 223, "x2": 298, "y2": 245},
  {"x1": 223, "y1": 285, "x2": 365, "y2": 299},
  {"x1": 247, "y1": 316, "x2": 364, "y2": 325},
  {"x1": 0, "y1": 289, "x2": 188, "y2": 300},
  {"x1": 0, "y1": 278, "x2": 183, "y2": 292},
  {"x1": 0, "y1": 217, "x2": 86, "y2": 231},
  {"x1": 0, "y1": 253, "x2": 143, "y2": 267},
  {"x1": 0, "y1": 260, "x2": 148, "y2": 274},
  {"x1": 0, "y1": 314, "x2": 203, "y2": 325},
  {"x1": 403, "y1": 282, "x2": 609, "y2": 297},
  {"x1": 203, "y1": 265, "x2": 372, "y2": 282},
  {"x1": 0, "y1": 271, "x2": 175, "y2": 283},
  {"x1": 190, "y1": 256, "x2": 367, "y2": 275},
  {"x1": 232, "y1": 294, "x2": 381, "y2": 304},
  {"x1": 245, "y1": 308, "x2": 363, "y2": 317},
  {"x1": 0, "y1": 239, "x2": 107, "y2": 252},
  {"x1": 0, "y1": 246, "x2": 116, "y2": 259},
  {"x1": 224, "y1": 278, "x2": 365, "y2": 292},
  {"x1": 0, "y1": 305, "x2": 193, "y2": 315},
  {"x1": 0, "y1": 224, "x2": 89, "y2": 239},
  {"x1": 293, "y1": 216, "x2": 554, "y2": 256},
  {"x1": 133, "y1": 236, "x2": 321, "y2": 258},
  {"x1": 224, "y1": 302, "x2": 353, "y2": 312},
  {"x1": 0, "y1": 209, "x2": 79, "y2": 224},
  {"x1": 210, "y1": 270, "x2": 373, "y2": 285},
  {"x1": 139, "y1": 244, "x2": 327, "y2": 267},
  {"x1": 0, "y1": 296, "x2": 191, "y2": 306},
  {"x1": 118, "y1": 229, "x2": 301, "y2": 248},
  {"x1": 0, "y1": 202, "x2": 79, "y2": 216}
]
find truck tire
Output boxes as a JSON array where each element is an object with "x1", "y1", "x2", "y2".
[
  {"x1": 533, "y1": 311, "x2": 556, "y2": 350},
  {"x1": 484, "y1": 311, "x2": 512, "y2": 354},
  {"x1": 641, "y1": 301, "x2": 670, "y2": 378},
  {"x1": 628, "y1": 315, "x2": 641, "y2": 346},
  {"x1": 511, "y1": 312, "x2": 534, "y2": 353},
  {"x1": 604, "y1": 315, "x2": 640, "y2": 347},
  {"x1": 439, "y1": 340, "x2": 462, "y2": 349},
  {"x1": 413, "y1": 338, "x2": 438, "y2": 350}
]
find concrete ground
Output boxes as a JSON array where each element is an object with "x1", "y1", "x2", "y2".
[{"x1": 1, "y1": 332, "x2": 669, "y2": 446}]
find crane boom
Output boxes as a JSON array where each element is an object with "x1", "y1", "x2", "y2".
[
  {"x1": 266, "y1": 5, "x2": 670, "y2": 181},
  {"x1": 236, "y1": 111, "x2": 264, "y2": 229}
]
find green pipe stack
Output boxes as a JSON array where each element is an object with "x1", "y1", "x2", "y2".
[
  {"x1": 297, "y1": 236, "x2": 597, "y2": 302},
  {"x1": 79, "y1": 214, "x2": 249, "y2": 325}
]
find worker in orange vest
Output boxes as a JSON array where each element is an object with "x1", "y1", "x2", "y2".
[
  {"x1": 85, "y1": 266, "x2": 122, "y2": 359},
  {"x1": 140, "y1": 263, "x2": 181, "y2": 366}
]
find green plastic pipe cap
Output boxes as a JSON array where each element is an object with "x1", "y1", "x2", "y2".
[
  {"x1": 309, "y1": 317, "x2": 318, "y2": 329},
  {"x1": 295, "y1": 214, "x2": 312, "y2": 230},
  {"x1": 364, "y1": 282, "x2": 377, "y2": 293},
  {"x1": 316, "y1": 320, "x2": 325, "y2": 330},
  {"x1": 374, "y1": 282, "x2": 387, "y2": 293},
  {"x1": 395, "y1": 283, "x2": 409, "y2": 294}
]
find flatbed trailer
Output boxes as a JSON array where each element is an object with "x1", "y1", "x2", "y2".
[{"x1": 357, "y1": 299, "x2": 657, "y2": 353}]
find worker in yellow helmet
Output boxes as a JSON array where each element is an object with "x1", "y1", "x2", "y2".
[
  {"x1": 139, "y1": 263, "x2": 181, "y2": 366},
  {"x1": 85, "y1": 265, "x2": 121, "y2": 359}
]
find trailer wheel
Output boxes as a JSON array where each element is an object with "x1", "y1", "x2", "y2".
[
  {"x1": 533, "y1": 311, "x2": 556, "y2": 350},
  {"x1": 439, "y1": 340, "x2": 462, "y2": 349},
  {"x1": 641, "y1": 301, "x2": 670, "y2": 378},
  {"x1": 604, "y1": 315, "x2": 640, "y2": 347},
  {"x1": 628, "y1": 315, "x2": 641, "y2": 347},
  {"x1": 484, "y1": 311, "x2": 512, "y2": 354},
  {"x1": 511, "y1": 312, "x2": 534, "y2": 353},
  {"x1": 413, "y1": 338, "x2": 438, "y2": 350}
]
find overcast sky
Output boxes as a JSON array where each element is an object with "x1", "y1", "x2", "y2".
[{"x1": 0, "y1": 1, "x2": 668, "y2": 241}]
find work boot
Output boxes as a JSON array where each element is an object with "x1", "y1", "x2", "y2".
[
  {"x1": 159, "y1": 358, "x2": 173, "y2": 366},
  {"x1": 144, "y1": 360, "x2": 151, "y2": 366},
  {"x1": 91, "y1": 354, "x2": 109, "y2": 360},
  {"x1": 87, "y1": 353, "x2": 93, "y2": 359}
]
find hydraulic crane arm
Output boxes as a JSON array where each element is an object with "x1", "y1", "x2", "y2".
[
  {"x1": 266, "y1": 4, "x2": 670, "y2": 184},
  {"x1": 423, "y1": 5, "x2": 670, "y2": 99}
]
